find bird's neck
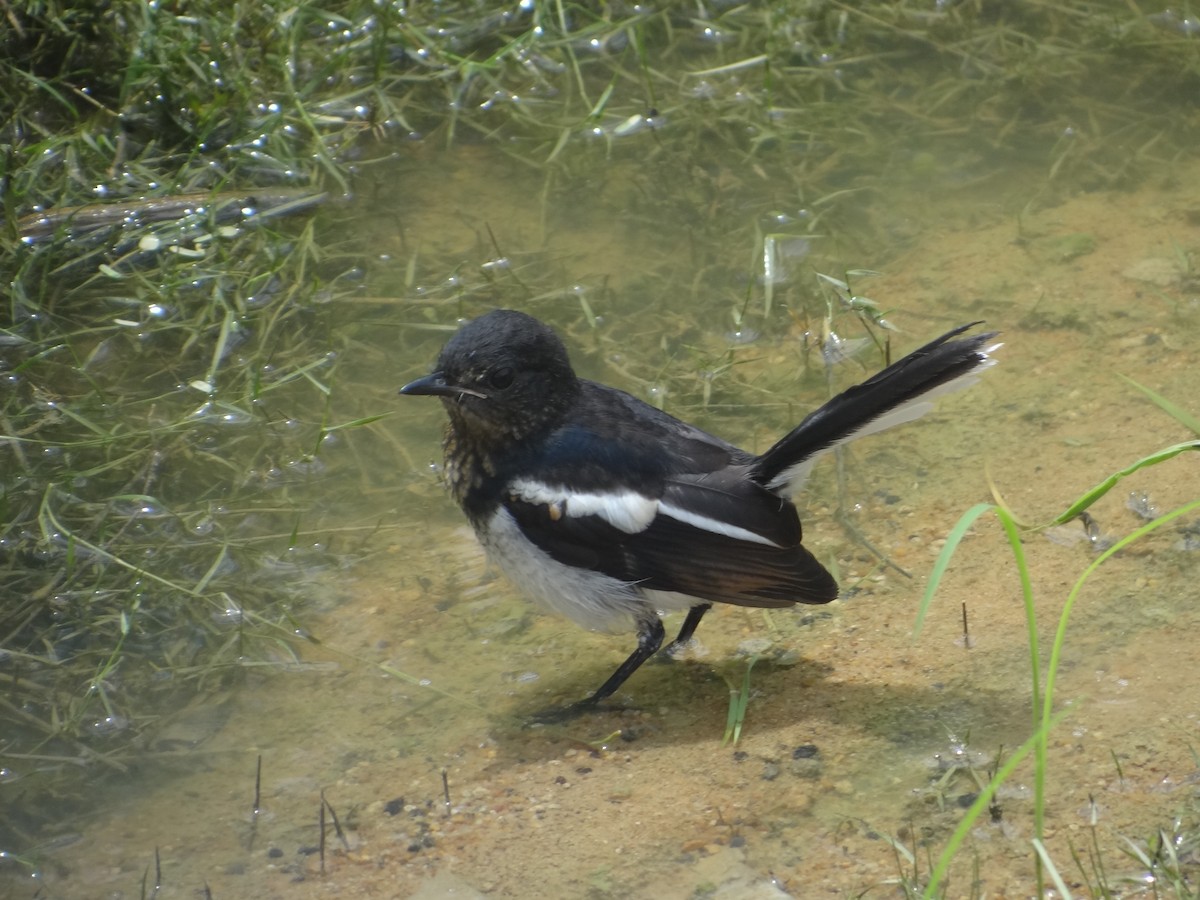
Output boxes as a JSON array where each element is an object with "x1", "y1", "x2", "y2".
[{"x1": 440, "y1": 410, "x2": 564, "y2": 517}]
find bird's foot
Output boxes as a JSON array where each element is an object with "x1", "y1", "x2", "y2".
[
  {"x1": 527, "y1": 696, "x2": 636, "y2": 725},
  {"x1": 655, "y1": 637, "x2": 703, "y2": 663}
]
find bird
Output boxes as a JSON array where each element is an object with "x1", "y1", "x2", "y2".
[{"x1": 400, "y1": 309, "x2": 999, "y2": 716}]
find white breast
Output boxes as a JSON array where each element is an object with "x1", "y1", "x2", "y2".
[{"x1": 479, "y1": 507, "x2": 695, "y2": 633}]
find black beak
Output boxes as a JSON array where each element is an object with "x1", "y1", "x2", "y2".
[
  {"x1": 399, "y1": 372, "x2": 488, "y2": 401},
  {"x1": 399, "y1": 371, "x2": 454, "y2": 397}
]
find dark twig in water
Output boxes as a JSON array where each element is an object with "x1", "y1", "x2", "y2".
[
  {"x1": 248, "y1": 755, "x2": 262, "y2": 851},
  {"x1": 441, "y1": 767, "x2": 452, "y2": 816},
  {"x1": 322, "y1": 789, "x2": 350, "y2": 850},
  {"x1": 319, "y1": 796, "x2": 327, "y2": 875},
  {"x1": 253, "y1": 755, "x2": 262, "y2": 815},
  {"x1": 961, "y1": 602, "x2": 971, "y2": 650},
  {"x1": 152, "y1": 845, "x2": 162, "y2": 897}
]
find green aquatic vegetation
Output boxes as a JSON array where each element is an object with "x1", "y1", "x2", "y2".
[
  {"x1": 0, "y1": 219, "x2": 370, "y2": 787},
  {"x1": 721, "y1": 653, "x2": 760, "y2": 746},
  {"x1": 1120, "y1": 375, "x2": 1200, "y2": 438},
  {"x1": 4, "y1": 0, "x2": 1200, "y2": 880},
  {"x1": 914, "y1": 387, "x2": 1200, "y2": 895},
  {"x1": 0, "y1": 0, "x2": 422, "y2": 845}
]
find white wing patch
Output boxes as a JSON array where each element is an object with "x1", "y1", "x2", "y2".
[
  {"x1": 509, "y1": 478, "x2": 657, "y2": 534},
  {"x1": 509, "y1": 478, "x2": 781, "y2": 547},
  {"x1": 658, "y1": 502, "x2": 780, "y2": 547}
]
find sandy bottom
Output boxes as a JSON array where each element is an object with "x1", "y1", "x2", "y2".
[{"x1": 8, "y1": 169, "x2": 1200, "y2": 899}]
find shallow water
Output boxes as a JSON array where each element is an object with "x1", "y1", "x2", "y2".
[{"x1": 7, "y1": 6, "x2": 1200, "y2": 899}]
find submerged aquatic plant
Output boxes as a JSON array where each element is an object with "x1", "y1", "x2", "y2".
[
  {"x1": 3, "y1": 0, "x2": 1200, "y2": 880},
  {"x1": 0, "y1": 0, "x2": 414, "y2": 846}
]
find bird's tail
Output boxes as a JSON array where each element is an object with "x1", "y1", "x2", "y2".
[{"x1": 751, "y1": 323, "x2": 1000, "y2": 496}]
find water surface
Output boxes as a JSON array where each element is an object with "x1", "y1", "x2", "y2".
[{"x1": 6, "y1": 3, "x2": 1200, "y2": 897}]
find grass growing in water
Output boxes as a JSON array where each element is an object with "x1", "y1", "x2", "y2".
[
  {"x1": 913, "y1": 395, "x2": 1200, "y2": 896},
  {"x1": 3, "y1": 0, "x2": 1200, "y2": 885},
  {"x1": 1, "y1": 0, "x2": 427, "y2": 847}
]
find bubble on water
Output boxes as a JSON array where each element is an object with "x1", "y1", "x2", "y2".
[{"x1": 91, "y1": 715, "x2": 130, "y2": 736}]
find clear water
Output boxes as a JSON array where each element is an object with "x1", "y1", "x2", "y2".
[{"x1": 6, "y1": 4, "x2": 1200, "y2": 898}]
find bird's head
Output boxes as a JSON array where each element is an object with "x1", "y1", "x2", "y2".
[{"x1": 399, "y1": 309, "x2": 580, "y2": 443}]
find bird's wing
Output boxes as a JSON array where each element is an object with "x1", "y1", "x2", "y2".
[{"x1": 502, "y1": 466, "x2": 837, "y2": 608}]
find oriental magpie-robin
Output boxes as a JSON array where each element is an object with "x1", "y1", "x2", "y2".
[{"x1": 400, "y1": 310, "x2": 998, "y2": 714}]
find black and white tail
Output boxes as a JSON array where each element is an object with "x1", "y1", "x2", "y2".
[{"x1": 752, "y1": 323, "x2": 1001, "y2": 496}]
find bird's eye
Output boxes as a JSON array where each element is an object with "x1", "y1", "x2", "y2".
[{"x1": 488, "y1": 366, "x2": 515, "y2": 390}]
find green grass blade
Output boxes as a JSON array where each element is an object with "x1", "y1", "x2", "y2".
[
  {"x1": 1032, "y1": 496, "x2": 1200, "y2": 889},
  {"x1": 1031, "y1": 838, "x2": 1074, "y2": 899},
  {"x1": 39, "y1": 489, "x2": 202, "y2": 598},
  {"x1": 732, "y1": 654, "x2": 758, "y2": 744},
  {"x1": 1117, "y1": 374, "x2": 1200, "y2": 436},
  {"x1": 688, "y1": 54, "x2": 768, "y2": 77},
  {"x1": 1041, "y1": 497, "x2": 1200, "y2": 736},
  {"x1": 321, "y1": 413, "x2": 391, "y2": 432},
  {"x1": 993, "y1": 505, "x2": 1039, "y2": 724},
  {"x1": 993, "y1": 503, "x2": 1045, "y2": 842},
  {"x1": 722, "y1": 680, "x2": 738, "y2": 745},
  {"x1": 1050, "y1": 441, "x2": 1200, "y2": 525},
  {"x1": 923, "y1": 709, "x2": 1067, "y2": 898},
  {"x1": 912, "y1": 502, "x2": 995, "y2": 639},
  {"x1": 206, "y1": 307, "x2": 234, "y2": 387}
]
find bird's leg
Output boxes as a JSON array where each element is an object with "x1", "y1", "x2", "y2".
[
  {"x1": 665, "y1": 602, "x2": 711, "y2": 652},
  {"x1": 585, "y1": 615, "x2": 665, "y2": 705},
  {"x1": 531, "y1": 616, "x2": 665, "y2": 722}
]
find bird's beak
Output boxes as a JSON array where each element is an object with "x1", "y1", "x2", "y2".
[
  {"x1": 399, "y1": 371, "x2": 454, "y2": 397},
  {"x1": 399, "y1": 372, "x2": 488, "y2": 400}
]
